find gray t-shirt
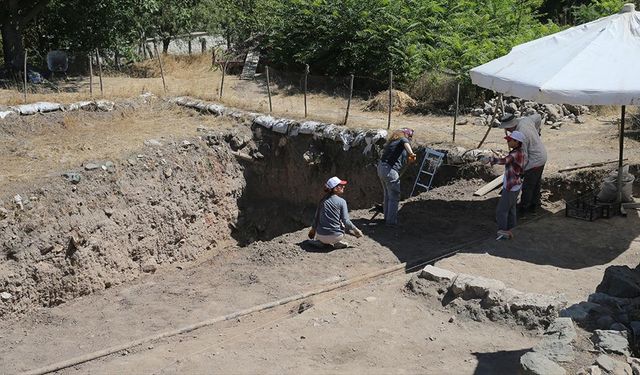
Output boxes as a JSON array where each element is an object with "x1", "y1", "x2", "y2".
[
  {"x1": 515, "y1": 114, "x2": 547, "y2": 170},
  {"x1": 380, "y1": 137, "x2": 409, "y2": 171},
  {"x1": 312, "y1": 194, "x2": 356, "y2": 235}
]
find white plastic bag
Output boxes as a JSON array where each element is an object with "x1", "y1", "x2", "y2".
[{"x1": 597, "y1": 165, "x2": 635, "y2": 203}]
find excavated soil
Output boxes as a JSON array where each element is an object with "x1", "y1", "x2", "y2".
[{"x1": 2, "y1": 97, "x2": 640, "y2": 374}]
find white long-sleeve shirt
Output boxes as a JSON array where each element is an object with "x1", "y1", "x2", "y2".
[{"x1": 515, "y1": 113, "x2": 547, "y2": 170}]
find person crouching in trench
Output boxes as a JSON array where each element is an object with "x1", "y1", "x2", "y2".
[{"x1": 308, "y1": 177, "x2": 363, "y2": 249}]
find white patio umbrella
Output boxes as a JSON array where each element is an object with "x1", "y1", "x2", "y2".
[{"x1": 470, "y1": 3, "x2": 640, "y2": 202}]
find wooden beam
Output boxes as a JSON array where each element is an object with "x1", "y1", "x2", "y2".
[
  {"x1": 473, "y1": 174, "x2": 503, "y2": 196},
  {"x1": 558, "y1": 158, "x2": 627, "y2": 173}
]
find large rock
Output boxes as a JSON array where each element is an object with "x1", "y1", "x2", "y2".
[
  {"x1": 544, "y1": 104, "x2": 561, "y2": 122},
  {"x1": 589, "y1": 292, "x2": 639, "y2": 307},
  {"x1": 509, "y1": 292, "x2": 567, "y2": 314},
  {"x1": 592, "y1": 330, "x2": 631, "y2": 356},
  {"x1": 560, "y1": 301, "x2": 602, "y2": 321},
  {"x1": 520, "y1": 352, "x2": 566, "y2": 375},
  {"x1": 596, "y1": 266, "x2": 640, "y2": 298},
  {"x1": 420, "y1": 265, "x2": 456, "y2": 283},
  {"x1": 450, "y1": 274, "x2": 505, "y2": 299},
  {"x1": 533, "y1": 318, "x2": 577, "y2": 363},
  {"x1": 534, "y1": 339, "x2": 574, "y2": 363},
  {"x1": 564, "y1": 104, "x2": 583, "y2": 116},
  {"x1": 595, "y1": 354, "x2": 632, "y2": 374},
  {"x1": 546, "y1": 318, "x2": 578, "y2": 341}
]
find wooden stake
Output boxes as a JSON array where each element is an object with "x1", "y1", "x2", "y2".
[
  {"x1": 304, "y1": 64, "x2": 309, "y2": 117},
  {"x1": 219, "y1": 61, "x2": 226, "y2": 98},
  {"x1": 95, "y1": 49, "x2": 104, "y2": 96},
  {"x1": 344, "y1": 74, "x2": 354, "y2": 125},
  {"x1": 153, "y1": 44, "x2": 167, "y2": 94},
  {"x1": 23, "y1": 50, "x2": 28, "y2": 103},
  {"x1": 266, "y1": 65, "x2": 272, "y2": 113},
  {"x1": 387, "y1": 70, "x2": 393, "y2": 130},
  {"x1": 476, "y1": 94, "x2": 502, "y2": 149},
  {"x1": 453, "y1": 82, "x2": 460, "y2": 143},
  {"x1": 88, "y1": 53, "x2": 93, "y2": 98}
]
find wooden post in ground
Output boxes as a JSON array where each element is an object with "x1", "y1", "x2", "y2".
[
  {"x1": 88, "y1": 53, "x2": 94, "y2": 98},
  {"x1": 23, "y1": 50, "x2": 28, "y2": 103},
  {"x1": 266, "y1": 66, "x2": 273, "y2": 113},
  {"x1": 95, "y1": 49, "x2": 104, "y2": 96},
  {"x1": 476, "y1": 94, "x2": 502, "y2": 149},
  {"x1": 219, "y1": 60, "x2": 226, "y2": 98},
  {"x1": 453, "y1": 82, "x2": 460, "y2": 143},
  {"x1": 304, "y1": 64, "x2": 309, "y2": 117},
  {"x1": 387, "y1": 70, "x2": 393, "y2": 130},
  {"x1": 344, "y1": 74, "x2": 354, "y2": 125},
  {"x1": 153, "y1": 44, "x2": 167, "y2": 94}
]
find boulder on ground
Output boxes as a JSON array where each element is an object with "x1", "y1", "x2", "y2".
[
  {"x1": 596, "y1": 266, "x2": 640, "y2": 298},
  {"x1": 520, "y1": 352, "x2": 566, "y2": 375}
]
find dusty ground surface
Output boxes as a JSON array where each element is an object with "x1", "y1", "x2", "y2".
[
  {"x1": 1, "y1": 180, "x2": 639, "y2": 374},
  {"x1": 2, "y1": 64, "x2": 640, "y2": 373}
]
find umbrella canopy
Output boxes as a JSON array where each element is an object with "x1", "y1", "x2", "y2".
[{"x1": 470, "y1": 3, "x2": 640, "y2": 105}]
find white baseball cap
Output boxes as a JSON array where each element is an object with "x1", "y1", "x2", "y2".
[
  {"x1": 325, "y1": 176, "x2": 348, "y2": 189},
  {"x1": 505, "y1": 130, "x2": 526, "y2": 143}
]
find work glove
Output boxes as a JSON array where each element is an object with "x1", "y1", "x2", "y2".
[
  {"x1": 308, "y1": 228, "x2": 316, "y2": 239},
  {"x1": 351, "y1": 227, "x2": 363, "y2": 238},
  {"x1": 407, "y1": 154, "x2": 417, "y2": 164}
]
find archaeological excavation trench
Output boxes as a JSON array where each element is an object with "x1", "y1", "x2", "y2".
[{"x1": 0, "y1": 97, "x2": 632, "y2": 322}]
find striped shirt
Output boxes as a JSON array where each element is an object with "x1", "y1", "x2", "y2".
[{"x1": 491, "y1": 147, "x2": 525, "y2": 191}]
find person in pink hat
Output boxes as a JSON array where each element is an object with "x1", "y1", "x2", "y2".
[
  {"x1": 377, "y1": 128, "x2": 417, "y2": 226},
  {"x1": 481, "y1": 130, "x2": 526, "y2": 240},
  {"x1": 308, "y1": 176, "x2": 363, "y2": 249}
]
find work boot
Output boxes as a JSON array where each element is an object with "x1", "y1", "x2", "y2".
[{"x1": 332, "y1": 241, "x2": 349, "y2": 249}]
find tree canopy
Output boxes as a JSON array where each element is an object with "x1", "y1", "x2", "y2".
[{"x1": 1, "y1": 0, "x2": 636, "y2": 85}]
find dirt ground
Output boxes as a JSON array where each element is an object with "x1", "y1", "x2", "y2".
[
  {"x1": 2, "y1": 65, "x2": 640, "y2": 374},
  {"x1": 2, "y1": 180, "x2": 639, "y2": 374}
]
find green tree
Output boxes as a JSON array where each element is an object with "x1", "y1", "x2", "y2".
[
  {"x1": 0, "y1": 0, "x2": 49, "y2": 67},
  {"x1": 149, "y1": 0, "x2": 202, "y2": 53},
  {"x1": 196, "y1": 0, "x2": 261, "y2": 50},
  {"x1": 572, "y1": 0, "x2": 629, "y2": 23}
]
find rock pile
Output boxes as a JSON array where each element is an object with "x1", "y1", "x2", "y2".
[
  {"x1": 171, "y1": 96, "x2": 388, "y2": 154},
  {"x1": 0, "y1": 100, "x2": 116, "y2": 119},
  {"x1": 469, "y1": 97, "x2": 590, "y2": 129},
  {"x1": 409, "y1": 265, "x2": 567, "y2": 329}
]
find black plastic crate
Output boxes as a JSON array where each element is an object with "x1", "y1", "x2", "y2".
[
  {"x1": 593, "y1": 196, "x2": 621, "y2": 218},
  {"x1": 565, "y1": 196, "x2": 603, "y2": 221},
  {"x1": 565, "y1": 194, "x2": 621, "y2": 221}
]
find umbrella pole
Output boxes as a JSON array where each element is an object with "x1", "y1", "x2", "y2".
[{"x1": 617, "y1": 105, "x2": 626, "y2": 203}]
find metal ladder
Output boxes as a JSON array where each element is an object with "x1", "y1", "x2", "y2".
[{"x1": 410, "y1": 148, "x2": 445, "y2": 197}]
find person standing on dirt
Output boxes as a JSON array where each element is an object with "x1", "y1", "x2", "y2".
[
  {"x1": 498, "y1": 113, "x2": 547, "y2": 215},
  {"x1": 377, "y1": 128, "x2": 417, "y2": 226},
  {"x1": 481, "y1": 130, "x2": 526, "y2": 240},
  {"x1": 308, "y1": 177, "x2": 363, "y2": 249}
]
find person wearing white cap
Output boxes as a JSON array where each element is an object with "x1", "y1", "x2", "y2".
[
  {"x1": 481, "y1": 130, "x2": 527, "y2": 240},
  {"x1": 498, "y1": 112, "x2": 547, "y2": 215},
  {"x1": 307, "y1": 176, "x2": 363, "y2": 249}
]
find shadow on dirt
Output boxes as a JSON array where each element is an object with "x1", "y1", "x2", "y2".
[
  {"x1": 355, "y1": 193, "x2": 640, "y2": 272},
  {"x1": 472, "y1": 349, "x2": 531, "y2": 374}
]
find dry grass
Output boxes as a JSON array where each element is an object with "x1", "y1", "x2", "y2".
[
  {"x1": 0, "y1": 103, "x2": 239, "y2": 191},
  {"x1": 364, "y1": 89, "x2": 417, "y2": 112}
]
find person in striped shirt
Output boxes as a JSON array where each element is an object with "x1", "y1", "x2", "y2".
[{"x1": 482, "y1": 130, "x2": 526, "y2": 240}]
